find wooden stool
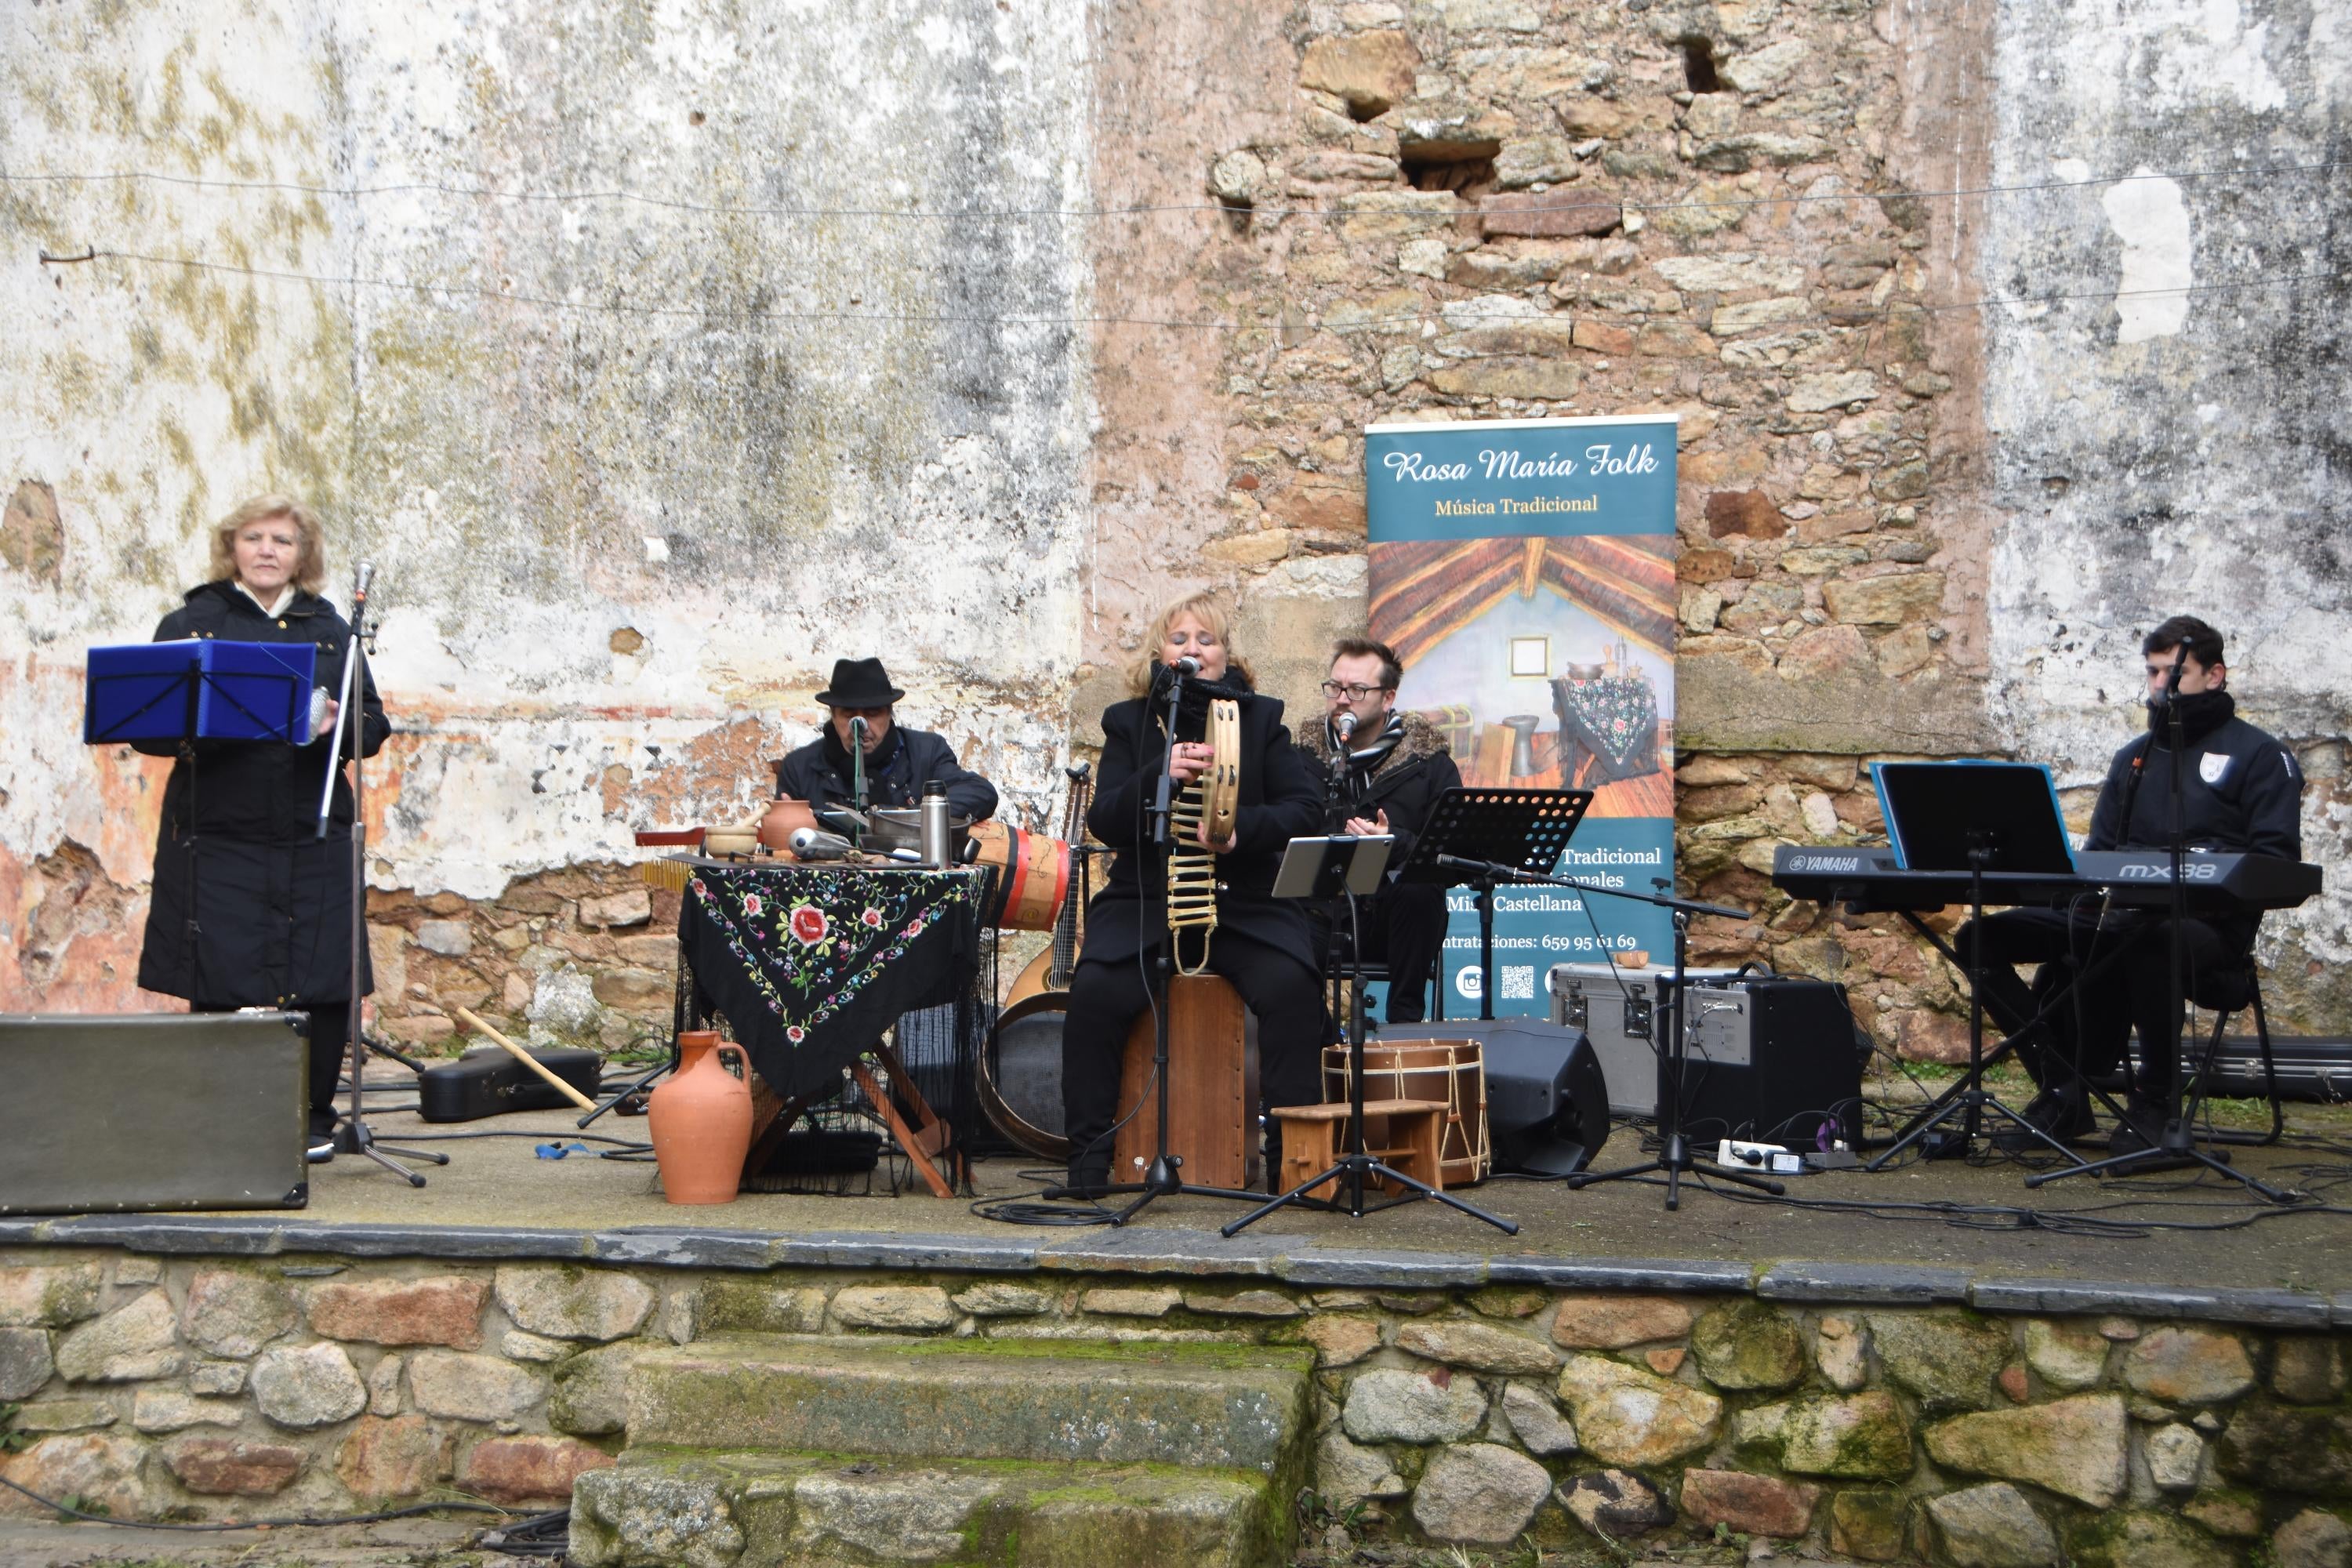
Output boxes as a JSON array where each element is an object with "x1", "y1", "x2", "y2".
[
  {"x1": 1269, "y1": 1098, "x2": 1448, "y2": 1198},
  {"x1": 1114, "y1": 975, "x2": 1261, "y2": 1190}
]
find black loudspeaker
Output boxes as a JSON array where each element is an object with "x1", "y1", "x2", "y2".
[
  {"x1": 0, "y1": 1012, "x2": 310, "y2": 1214},
  {"x1": 1381, "y1": 1019, "x2": 1613, "y2": 1176},
  {"x1": 1671, "y1": 975, "x2": 1869, "y2": 1149}
]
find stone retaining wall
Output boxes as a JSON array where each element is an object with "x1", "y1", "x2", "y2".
[{"x1": 4, "y1": 1247, "x2": 2349, "y2": 1565}]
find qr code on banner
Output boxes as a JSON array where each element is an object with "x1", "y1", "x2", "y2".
[{"x1": 1501, "y1": 966, "x2": 1537, "y2": 1000}]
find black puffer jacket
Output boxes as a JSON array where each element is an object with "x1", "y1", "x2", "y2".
[
  {"x1": 1079, "y1": 678, "x2": 1325, "y2": 972},
  {"x1": 133, "y1": 580, "x2": 390, "y2": 1005}
]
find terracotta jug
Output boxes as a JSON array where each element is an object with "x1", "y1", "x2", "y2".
[
  {"x1": 759, "y1": 797, "x2": 818, "y2": 853},
  {"x1": 675, "y1": 1029, "x2": 721, "y2": 1073},
  {"x1": 648, "y1": 1040, "x2": 753, "y2": 1204}
]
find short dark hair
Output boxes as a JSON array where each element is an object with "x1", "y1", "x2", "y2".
[
  {"x1": 1330, "y1": 637, "x2": 1403, "y2": 691},
  {"x1": 2141, "y1": 615, "x2": 2224, "y2": 668}
]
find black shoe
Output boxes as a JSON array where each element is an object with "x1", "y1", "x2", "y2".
[
  {"x1": 306, "y1": 1134, "x2": 337, "y2": 1165},
  {"x1": 1992, "y1": 1088, "x2": 2092, "y2": 1151},
  {"x1": 1058, "y1": 1162, "x2": 1112, "y2": 1200},
  {"x1": 2107, "y1": 1096, "x2": 2170, "y2": 1157}
]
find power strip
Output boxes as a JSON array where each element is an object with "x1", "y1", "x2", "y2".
[{"x1": 1717, "y1": 1139, "x2": 1804, "y2": 1174}]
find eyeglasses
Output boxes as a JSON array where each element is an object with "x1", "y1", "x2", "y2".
[{"x1": 1319, "y1": 681, "x2": 1388, "y2": 700}]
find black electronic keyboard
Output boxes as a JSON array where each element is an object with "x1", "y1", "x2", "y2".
[{"x1": 1771, "y1": 844, "x2": 2321, "y2": 915}]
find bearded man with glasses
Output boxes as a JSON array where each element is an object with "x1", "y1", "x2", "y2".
[{"x1": 1295, "y1": 638, "x2": 1461, "y2": 1024}]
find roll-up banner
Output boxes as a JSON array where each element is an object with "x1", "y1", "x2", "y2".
[{"x1": 1365, "y1": 414, "x2": 1679, "y2": 1018}]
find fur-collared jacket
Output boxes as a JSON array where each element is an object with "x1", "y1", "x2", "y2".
[{"x1": 1295, "y1": 710, "x2": 1462, "y2": 866}]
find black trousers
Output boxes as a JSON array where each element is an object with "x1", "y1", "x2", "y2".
[
  {"x1": 196, "y1": 1000, "x2": 347, "y2": 1135},
  {"x1": 1305, "y1": 882, "x2": 1450, "y2": 1024},
  {"x1": 1956, "y1": 907, "x2": 2249, "y2": 1103},
  {"x1": 1059, "y1": 933, "x2": 1326, "y2": 1177}
]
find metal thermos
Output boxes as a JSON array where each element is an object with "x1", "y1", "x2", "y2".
[{"x1": 920, "y1": 782, "x2": 952, "y2": 868}]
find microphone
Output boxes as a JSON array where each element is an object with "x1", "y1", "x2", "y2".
[
  {"x1": 849, "y1": 714, "x2": 868, "y2": 741},
  {"x1": 351, "y1": 561, "x2": 376, "y2": 608},
  {"x1": 1334, "y1": 710, "x2": 1357, "y2": 743},
  {"x1": 788, "y1": 826, "x2": 856, "y2": 860},
  {"x1": 1171, "y1": 656, "x2": 1202, "y2": 676}
]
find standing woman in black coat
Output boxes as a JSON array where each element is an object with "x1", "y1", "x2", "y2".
[
  {"x1": 134, "y1": 495, "x2": 392, "y2": 1161},
  {"x1": 1058, "y1": 592, "x2": 1327, "y2": 1195}
]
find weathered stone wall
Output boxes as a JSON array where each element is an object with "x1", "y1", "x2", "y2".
[
  {"x1": 2, "y1": 0, "x2": 2345, "y2": 1047},
  {"x1": 0, "y1": 0, "x2": 1094, "y2": 1037},
  {"x1": 5, "y1": 1247, "x2": 2349, "y2": 1565}
]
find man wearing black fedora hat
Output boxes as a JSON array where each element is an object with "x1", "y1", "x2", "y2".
[{"x1": 771, "y1": 656, "x2": 999, "y2": 825}]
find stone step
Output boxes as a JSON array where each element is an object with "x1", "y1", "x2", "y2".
[
  {"x1": 626, "y1": 1334, "x2": 1314, "y2": 1477},
  {"x1": 568, "y1": 1449, "x2": 1280, "y2": 1568}
]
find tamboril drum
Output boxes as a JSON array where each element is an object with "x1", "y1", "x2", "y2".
[
  {"x1": 970, "y1": 821, "x2": 1071, "y2": 932},
  {"x1": 1323, "y1": 1038, "x2": 1490, "y2": 1187}
]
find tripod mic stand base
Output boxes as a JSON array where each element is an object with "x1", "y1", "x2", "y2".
[
  {"x1": 1221, "y1": 1153, "x2": 1519, "y2": 1238},
  {"x1": 1569, "y1": 1134, "x2": 1785, "y2": 1213},
  {"x1": 331, "y1": 1119, "x2": 447, "y2": 1188}
]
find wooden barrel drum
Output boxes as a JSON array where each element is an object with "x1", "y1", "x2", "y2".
[
  {"x1": 1323, "y1": 1038, "x2": 1490, "y2": 1187},
  {"x1": 970, "y1": 820, "x2": 1072, "y2": 932}
]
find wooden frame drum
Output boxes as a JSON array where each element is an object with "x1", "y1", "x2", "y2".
[{"x1": 1323, "y1": 1038, "x2": 1490, "y2": 1187}]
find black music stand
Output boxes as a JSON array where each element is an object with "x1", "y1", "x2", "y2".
[
  {"x1": 1224, "y1": 837, "x2": 1516, "y2": 1237},
  {"x1": 1865, "y1": 763, "x2": 2089, "y2": 1172},
  {"x1": 85, "y1": 649, "x2": 307, "y2": 1009},
  {"x1": 1398, "y1": 788, "x2": 1591, "y2": 1018}
]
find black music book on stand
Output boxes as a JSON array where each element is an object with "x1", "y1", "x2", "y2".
[
  {"x1": 1872, "y1": 760, "x2": 2074, "y2": 876},
  {"x1": 1398, "y1": 787, "x2": 1592, "y2": 884}
]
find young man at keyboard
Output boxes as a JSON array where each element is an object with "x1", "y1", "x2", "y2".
[{"x1": 1964, "y1": 615, "x2": 2304, "y2": 1152}]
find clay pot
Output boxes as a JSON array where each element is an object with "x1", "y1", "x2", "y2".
[
  {"x1": 759, "y1": 797, "x2": 818, "y2": 853},
  {"x1": 647, "y1": 1040, "x2": 753, "y2": 1205},
  {"x1": 675, "y1": 1029, "x2": 721, "y2": 1073}
]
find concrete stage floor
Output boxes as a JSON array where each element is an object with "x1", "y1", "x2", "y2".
[{"x1": 14, "y1": 1068, "x2": 2350, "y2": 1326}]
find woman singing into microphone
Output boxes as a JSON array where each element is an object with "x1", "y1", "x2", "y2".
[
  {"x1": 1057, "y1": 592, "x2": 1327, "y2": 1196},
  {"x1": 134, "y1": 495, "x2": 392, "y2": 1163}
]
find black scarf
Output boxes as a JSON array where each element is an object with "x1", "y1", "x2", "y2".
[
  {"x1": 2146, "y1": 688, "x2": 2234, "y2": 746},
  {"x1": 819, "y1": 720, "x2": 903, "y2": 785}
]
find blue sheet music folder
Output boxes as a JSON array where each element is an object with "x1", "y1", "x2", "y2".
[{"x1": 85, "y1": 639, "x2": 316, "y2": 744}]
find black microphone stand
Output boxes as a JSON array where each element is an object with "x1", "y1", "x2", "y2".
[
  {"x1": 316, "y1": 567, "x2": 443, "y2": 1186},
  {"x1": 1436, "y1": 856, "x2": 1777, "y2": 1211},
  {"x1": 2031, "y1": 655, "x2": 2297, "y2": 1202},
  {"x1": 1058, "y1": 663, "x2": 1261, "y2": 1222}
]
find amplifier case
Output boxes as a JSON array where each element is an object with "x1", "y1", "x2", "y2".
[
  {"x1": 1670, "y1": 976, "x2": 1868, "y2": 1149},
  {"x1": 1546, "y1": 962, "x2": 1738, "y2": 1118},
  {"x1": 0, "y1": 1011, "x2": 309, "y2": 1214}
]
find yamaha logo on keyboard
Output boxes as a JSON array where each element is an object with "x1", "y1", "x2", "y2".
[{"x1": 1787, "y1": 853, "x2": 1867, "y2": 873}]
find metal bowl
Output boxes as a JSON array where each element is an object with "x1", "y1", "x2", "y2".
[{"x1": 867, "y1": 807, "x2": 975, "y2": 853}]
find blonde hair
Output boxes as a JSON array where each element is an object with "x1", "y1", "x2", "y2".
[
  {"x1": 209, "y1": 494, "x2": 326, "y2": 594},
  {"x1": 1127, "y1": 591, "x2": 1256, "y2": 697}
]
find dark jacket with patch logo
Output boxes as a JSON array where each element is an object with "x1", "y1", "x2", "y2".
[
  {"x1": 2085, "y1": 692, "x2": 2303, "y2": 949},
  {"x1": 133, "y1": 580, "x2": 390, "y2": 1006}
]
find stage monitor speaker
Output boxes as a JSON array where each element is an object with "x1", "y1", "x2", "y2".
[
  {"x1": 1672, "y1": 975, "x2": 1869, "y2": 1149},
  {"x1": 0, "y1": 1011, "x2": 310, "y2": 1215},
  {"x1": 1380, "y1": 1019, "x2": 1611, "y2": 1176}
]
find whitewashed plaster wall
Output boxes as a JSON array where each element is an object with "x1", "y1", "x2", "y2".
[
  {"x1": 0, "y1": 0, "x2": 1094, "y2": 932},
  {"x1": 1980, "y1": 0, "x2": 2352, "y2": 1007}
]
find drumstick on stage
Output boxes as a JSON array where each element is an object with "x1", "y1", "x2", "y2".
[{"x1": 452, "y1": 1007, "x2": 598, "y2": 1112}]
